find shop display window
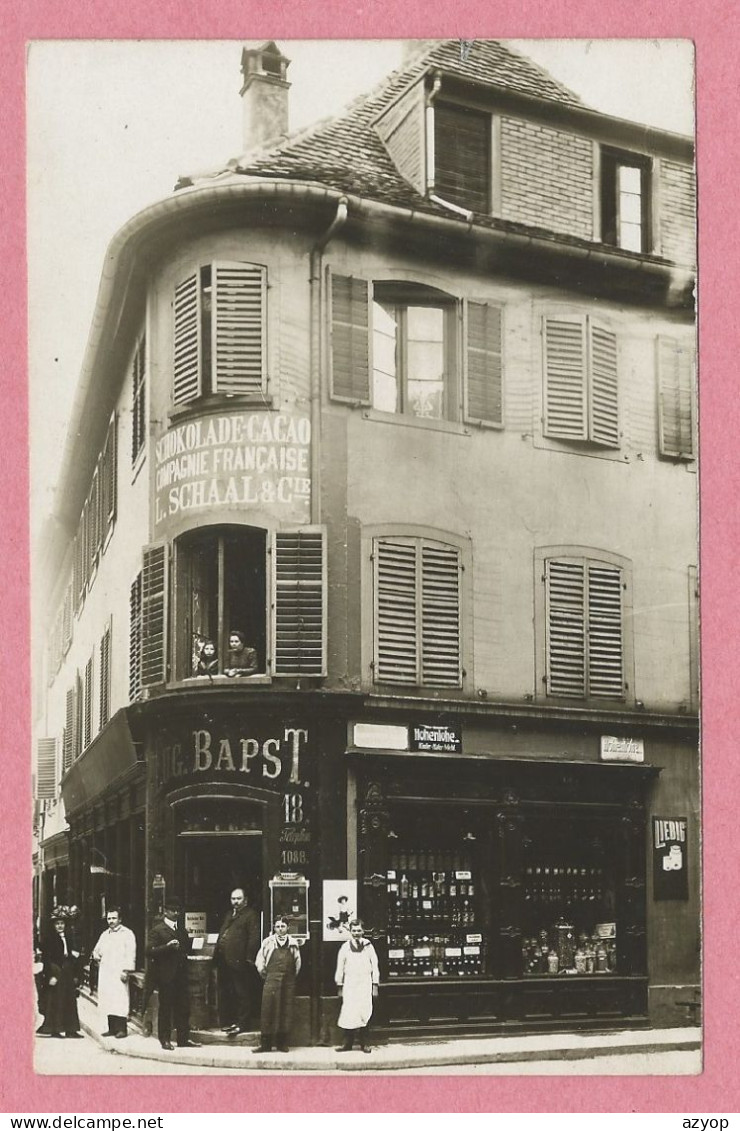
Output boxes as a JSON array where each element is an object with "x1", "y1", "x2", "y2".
[
  {"x1": 521, "y1": 816, "x2": 619, "y2": 977},
  {"x1": 385, "y1": 834, "x2": 485, "y2": 980}
]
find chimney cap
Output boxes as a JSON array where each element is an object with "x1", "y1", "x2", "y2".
[{"x1": 240, "y1": 41, "x2": 291, "y2": 86}]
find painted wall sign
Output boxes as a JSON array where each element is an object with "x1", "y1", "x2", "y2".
[
  {"x1": 154, "y1": 410, "x2": 311, "y2": 531},
  {"x1": 409, "y1": 722, "x2": 462, "y2": 753},
  {"x1": 600, "y1": 735, "x2": 645, "y2": 763},
  {"x1": 652, "y1": 816, "x2": 689, "y2": 900},
  {"x1": 156, "y1": 724, "x2": 309, "y2": 788}
]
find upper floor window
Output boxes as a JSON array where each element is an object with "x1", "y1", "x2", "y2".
[
  {"x1": 373, "y1": 535, "x2": 462, "y2": 689},
  {"x1": 542, "y1": 552, "x2": 630, "y2": 702},
  {"x1": 99, "y1": 622, "x2": 111, "y2": 729},
  {"x1": 657, "y1": 336, "x2": 695, "y2": 459},
  {"x1": 132, "y1": 335, "x2": 147, "y2": 465},
  {"x1": 543, "y1": 315, "x2": 619, "y2": 448},
  {"x1": 601, "y1": 148, "x2": 651, "y2": 254},
  {"x1": 330, "y1": 274, "x2": 503, "y2": 428},
  {"x1": 137, "y1": 525, "x2": 326, "y2": 688},
  {"x1": 73, "y1": 413, "x2": 118, "y2": 612},
  {"x1": 173, "y1": 261, "x2": 267, "y2": 407},
  {"x1": 433, "y1": 102, "x2": 491, "y2": 214}
]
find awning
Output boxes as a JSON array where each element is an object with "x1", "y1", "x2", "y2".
[{"x1": 61, "y1": 709, "x2": 142, "y2": 815}]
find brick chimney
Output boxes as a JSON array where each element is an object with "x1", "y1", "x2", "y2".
[{"x1": 240, "y1": 41, "x2": 291, "y2": 152}]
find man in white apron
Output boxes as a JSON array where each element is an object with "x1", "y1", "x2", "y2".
[
  {"x1": 334, "y1": 919, "x2": 379, "y2": 1053},
  {"x1": 91, "y1": 907, "x2": 137, "y2": 1038}
]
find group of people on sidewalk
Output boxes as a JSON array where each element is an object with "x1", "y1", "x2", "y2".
[{"x1": 35, "y1": 888, "x2": 381, "y2": 1055}]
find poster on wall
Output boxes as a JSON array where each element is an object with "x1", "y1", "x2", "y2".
[
  {"x1": 323, "y1": 879, "x2": 357, "y2": 941},
  {"x1": 652, "y1": 816, "x2": 689, "y2": 900}
]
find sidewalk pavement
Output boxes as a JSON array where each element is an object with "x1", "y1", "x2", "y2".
[{"x1": 76, "y1": 994, "x2": 701, "y2": 1073}]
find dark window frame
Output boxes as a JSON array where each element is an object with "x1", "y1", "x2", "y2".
[{"x1": 601, "y1": 147, "x2": 652, "y2": 254}]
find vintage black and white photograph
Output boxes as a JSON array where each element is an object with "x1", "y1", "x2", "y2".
[{"x1": 29, "y1": 37, "x2": 699, "y2": 1077}]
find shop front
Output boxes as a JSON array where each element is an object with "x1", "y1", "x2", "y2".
[{"x1": 349, "y1": 716, "x2": 666, "y2": 1039}]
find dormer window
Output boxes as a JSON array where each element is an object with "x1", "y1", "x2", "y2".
[
  {"x1": 601, "y1": 148, "x2": 651, "y2": 253},
  {"x1": 433, "y1": 102, "x2": 491, "y2": 214}
]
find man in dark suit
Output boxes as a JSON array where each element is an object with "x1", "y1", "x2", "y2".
[
  {"x1": 145, "y1": 897, "x2": 201, "y2": 1051},
  {"x1": 213, "y1": 887, "x2": 261, "y2": 1035}
]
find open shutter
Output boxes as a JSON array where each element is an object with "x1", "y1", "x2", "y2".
[
  {"x1": 141, "y1": 544, "x2": 169, "y2": 688},
  {"x1": 74, "y1": 672, "x2": 83, "y2": 759},
  {"x1": 374, "y1": 76, "x2": 426, "y2": 194},
  {"x1": 173, "y1": 272, "x2": 201, "y2": 405},
  {"x1": 129, "y1": 573, "x2": 143, "y2": 702},
  {"x1": 83, "y1": 655, "x2": 94, "y2": 748},
  {"x1": 99, "y1": 622, "x2": 111, "y2": 728},
  {"x1": 272, "y1": 529, "x2": 326, "y2": 676},
  {"x1": 35, "y1": 739, "x2": 58, "y2": 800},
  {"x1": 658, "y1": 336, "x2": 694, "y2": 457},
  {"x1": 213, "y1": 261, "x2": 266, "y2": 395},
  {"x1": 329, "y1": 273, "x2": 371, "y2": 404},
  {"x1": 464, "y1": 301, "x2": 503, "y2": 427},
  {"x1": 421, "y1": 541, "x2": 461, "y2": 687},
  {"x1": 587, "y1": 562, "x2": 624, "y2": 699},
  {"x1": 104, "y1": 413, "x2": 118, "y2": 534},
  {"x1": 374, "y1": 538, "x2": 419, "y2": 684},
  {"x1": 543, "y1": 317, "x2": 587, "y2": 440},
  {"x1": 63, "y1": 689, "x2": 75, "y2": 771},
  {"x1": 545, "y1": 559, "x2": 586, "y2": 697},
  {"x1": 589, "y1": 322, "x2": 619, "y2": 447}
]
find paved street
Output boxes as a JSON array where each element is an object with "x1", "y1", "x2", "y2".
[{"x1": 34, "y1": 1031, "x2": 227, "y2": 1076}]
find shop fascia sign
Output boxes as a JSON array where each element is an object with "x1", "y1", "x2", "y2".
[
  {"x1": 157, "y1": 725, "x2": 308, "y2": 787},
  {"x1": 599, "y1": 735, "x2": 644, "y2": 763},
  {"x1": 352, "y1": 721, "x2": 462, "y2": 753}
]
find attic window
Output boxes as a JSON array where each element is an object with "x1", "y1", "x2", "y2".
[
  {"x1": 601, "y1": 148, "x2": 651, "y2": 253},
  {"x1": 433, "y1": 102, "x2": 491, "y2": 214}
]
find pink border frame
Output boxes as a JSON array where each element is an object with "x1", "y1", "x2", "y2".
[{"x1": 4, "y1": 1, "x2": 738, "y2": 1113}]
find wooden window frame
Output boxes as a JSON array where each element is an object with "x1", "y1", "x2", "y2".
[
  {"x1": 600, "y1": 147, "x2": 652, "y2": 254},
  {"x1": 433, "y1": 100, "x2": 492, "y2": 215}
]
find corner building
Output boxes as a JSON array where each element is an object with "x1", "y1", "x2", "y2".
[{"x1": 34, "y1": 40, "x2": 698, "y2": 1043}]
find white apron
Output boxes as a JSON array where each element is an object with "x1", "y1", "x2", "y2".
[
  {"x1": 92, "y1": 926, "x2": 136, "y2": 1018},
  {"x1": 335, "y1": 941, "x2": 379, "y2": 1030}
]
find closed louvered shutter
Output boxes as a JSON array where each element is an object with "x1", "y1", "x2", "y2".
[
  {"x1": 73, "y1": 533, "x2": 83, "y2": 612},
  {"x1": 129, "y1": 573, "x2": 143, "y2": 702},
  {"x1": 132, "y1": 338, "x2": 146, "y2": 464},
  {"x1": 141, "y1": 544, "x2": 168, "y2": 687},
  {"x1": 64, "y1": 688, "x2": 75, "y2": 771},
  {"x1": 99, "y1": 623, "x2": 111, "y2": 728},
  {"x1": 103, "y1": 414, "x2": 118, "y2": 533},
  {"x1": 329, "y1": 274, "x2": 371, "y2": 404},
  {"x1": 272, "y1": 529, "x2": 326, "y2": 676},
  {"x1": 173, "y1": 272, "x2": 201, "y2": 405},
  {"x1": 434, "y1": 103, "x2": 490, "y2": 214},
  {"x1": 375, "y1": 539, "x2": 418, "y2": 684},
  {"x1": 83, "y1": 656, "x2": 93, "y2": 748},
  {"x1": 545, "y1": 559, "x2": 586, "y2": 697},
  {"x1": 589, "y1": 324, "x2": 619, "y2": 447},
  {"x1": 658, "y1": 336, "x2": 694, "y2": 457},
  {"x1": 74, "y1": 672, "x2": 83, "y2": 759},
  {"x1": 465, "y1": 301, "x2": 503, "y2": 427},
  {"x1": 545, "y1": 558, "x2": 624, "y2": 700},
  {"x1": 213, "y1": 261, "x2": 266, "y2": 395},
  {"x1": 62, "y1": 585, "x2": 72, "y2": 654},
  {"x1": 36, "y1": 739, "x2": 57, "y2": 800},
  {"x1": 587, "y1": 563, "x2": 624, "y2": 698},
  {"x1": 89, "y1": 471, "x2": 101, "y2": 564},
  {"x1": 543, "y1": 317, "x2": 587, "y2": 441},
  {"x1": 421, "y1": 541, "x2": 461, "y2": 687}
]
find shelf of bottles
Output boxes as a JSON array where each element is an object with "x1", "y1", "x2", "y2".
[
  {"x1": 385, "y1": 848, "x2": 484, "y2": 979},
  {"x1": 522, "y1": 863, "x2": 617, "y2": 977}
]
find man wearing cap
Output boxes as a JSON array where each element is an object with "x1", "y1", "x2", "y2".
[
  {"x1": 91, "y1": 907, "x2": 137, "y2": 1039},
  {"x1": 145, "y1": 897, "x2": 200, "y2": 1051}
]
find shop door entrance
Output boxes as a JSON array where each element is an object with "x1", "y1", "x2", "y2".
[{"x1": 181, "y1": 833, "x2": 264, "y2": 936}]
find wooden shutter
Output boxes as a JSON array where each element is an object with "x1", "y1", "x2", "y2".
[
  {"x1": 173, "y1": 272, "x2": 201, "y2": 405},
  {"x1": 545, "y1": 559, "x2": 586, "y2": 697},
  {"x1": 465, "y1": 301, "x2": 503, "y2": 427},
  {"x1": 589, "y1": 323, "x2": 619, "y2": 447},
  {"x1": 132, "y1": 337, "x2": 146, "y2": 463},
  {"x1": 434, "y1": 103, "x2": 490, "y2": 214},
  {"x1": 83, "y1": 656, "x2": 93, "y2": 748},
  {"x1": 329, "y1": 273, "x2": 371, "y2": 404},
  {"x1": 74, "y1": 671, "x2": 83, "y2": 759},
  {"x1": 421, "y1": 541, "x2": 461, "y2": 687},
  {"x1": 103, "y1": 414, "x2": 118, "y2": 535},
  {"x1": 99, "y1": 623, "x2": 111, "y2": 728},
  {"x1": 36, "y1": 739, "x2": 57, "y2": 800},
  {"x1": 62, "y1": 585, "x2": 72, "y2": 654},
  {"x1": 89, "y1": 471, "x2": 101, "y2": 564},
  {"x1": 374, "y1": 77, "x2": 426, "y2": 195},
  {"x1": 374, "y1": 538, "x2": 418, "y2": 684},
  {"x1": 141, "y1": 544, "x2": 169, "y2": 688},
  {"x1": 272, "y1": 529, "x2": 326, "y2": 676},
  {"x1": 129, "y1": 573, "x2": 143, "y2": 702},
  {"x1": 213, "y1": 261, "x2": 266, "y2": 395},
  {"x1": 658, "y1": 336, "x2": 695, "y2": 457},
  {"x1": 63, "y1": 688, "x2": 75, "y2": 771},
  {"x1": 543, "y1": 317, "x2": 587, "y2": 440},
  {"x1": 587, "y1": 563, "x2": 624, "y2": 698}
]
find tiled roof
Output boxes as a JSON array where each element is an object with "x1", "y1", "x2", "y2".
[{"x1": 185, "y1": 40, "x2": 585, "y2": 220}]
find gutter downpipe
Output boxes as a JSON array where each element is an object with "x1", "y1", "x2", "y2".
[
  {"x1": 425, "y1": 73, "x2": 442, "y2": 196},
  {"x1": 308, "y1": 197, "x2": 348, "y2": 525}
]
